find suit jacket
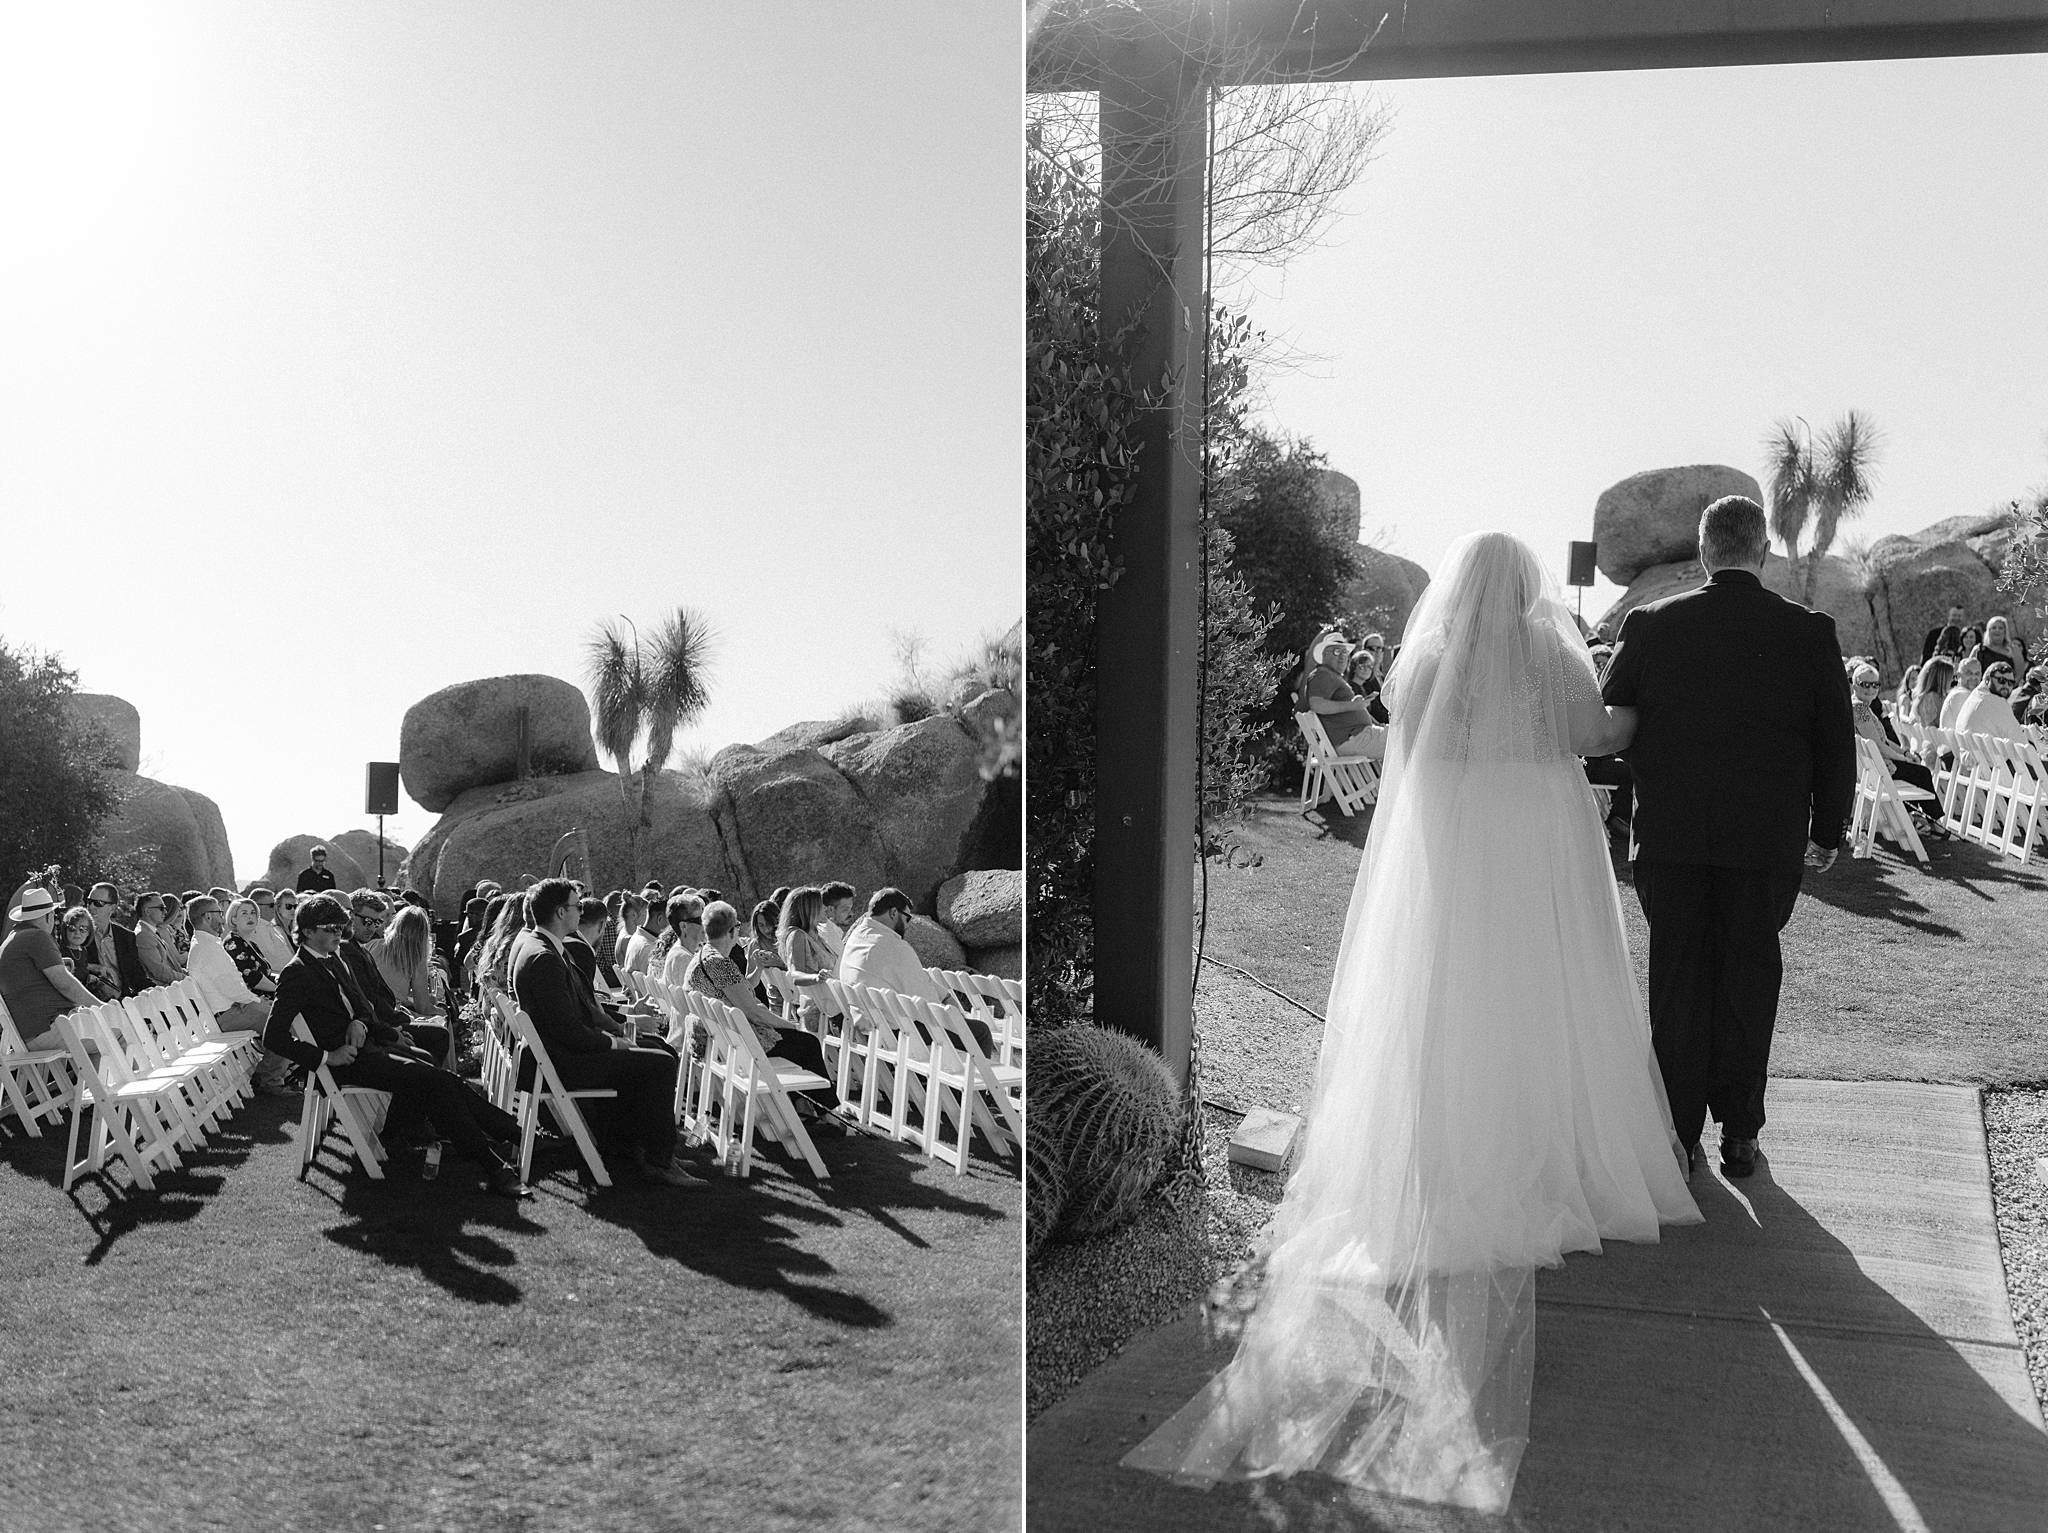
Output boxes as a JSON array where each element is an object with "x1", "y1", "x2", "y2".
[
  {"x1": 108, "y1": 923, "x2": 149, "y2": 997},
  {"x1": 339, "y1": 937, "x2": 411, "y2": 1031},
  {"x1": 1603, "y1": 568, "x2": 1856, "y2": 870},
  {"x1": 509, "y1": 929, "x2": 613, "y2": 1058},
  {"x1": 263, "y1": 948, "x2": 399, "y2": 1070}
]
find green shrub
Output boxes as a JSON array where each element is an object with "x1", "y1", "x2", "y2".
[{"x1": 1035, "y1": 1023, "x2": 1184, "y2": 1241}]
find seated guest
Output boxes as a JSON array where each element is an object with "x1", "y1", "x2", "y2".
[
  {"x1": 839, "y1": 888, "x2": 996, "y2": 1056},
  {"x1": 596, "y1": 891, "x2": 625, "y2": 977},
  {"x1": 182, "y1": 894, "x2": 280, "y2": 1053},
  {"x1": 0, "y1": 887, "x2": 102, "y2": 1047},
  {"x1": 265, "y1": 895, "x2": 527, "y2": 1193},
  {"x1": 340, "y1": 891, "x2": 452, "y2": 1066},
  {"x1": 56, "y1": 904, "x2": 120, "y2": 1001},
  {"x1": 1849, "y1": 664, "x2": 1944, "y2": 832},
  {"x1": 474, "y1": 894, "x2": 529, "y2": 994},
  {"x1": 369, "y1": 903, "x2": 439, "y2": 1019},
  {"x1": 132, "y1": 892, "x2": 184, "y2": 987},
  {"x1": 223, "y1": 896, "x2": 295, "y2": 1092},
  {"x1": 1939, "y1": 654, "x2": 1983, "y2": 732},
  {"x1": 686, "y1": 901, "x2": 842, "y2": 1123},
  {"x1": 566, "y1": 897, "x2": 620, "y2": 992},
  {"x1": 746, "y1": 899, "x2": 787, "y2": 1009},
  {"x1": 248, "y1": 888, "x2": 298, "y2": 972},
  {"x1": 776, "y1": 886, "x2": 836, "y2": 1029},
  {"x1": 85, "y1": 882, "x2": 147, "y2": 997},
  {"x1": 657, "y1": 893, "x2": 707, "y2": 989},
  {"x1": 450, "y1": 897, "x2": 489, "y2": 987},
  {"x1": 163, "y1": 893, "x2": 196, "y2": 969},
  {"x1": 1956, "y1": 663, "x2": 2028, "y2": 746},
  {"x1": 2011, "y1": 662, "x2": 2048, "y2": 728},
  {"x1": 817, "y1": 881, "x2": 857, "y2": 963},
  {"x1": 1345, "y1": 636, "x2": 1390, "y2": 725},
  {"x1": 1893, "y1": 664, "x2": 1922, "y2": 719},
  {"x1": 512, "y1": 878, "x2": 700, "y2": 1186},
  {"x1": 1922, "y1": 604, "x2": 1966, "y2": 663},
  {"x1": 295, "y1": 845, "x2": 338, "y2": 893},
  {"x1": 1912, "y1": 656, "x2": 1955, "y2": 732},
  {"x1": 618, "y1": 894, "x2": 657, "y2": 975},
  {"x1": 207, "y1": 886, "x2": 235, "y2": 907},
  {"x1": 1974, "y1": 614, "x2": 2029, "y2": 680},
  {"x1": 1295, "y1": 631, "x2": 1387, "y2": 760}
]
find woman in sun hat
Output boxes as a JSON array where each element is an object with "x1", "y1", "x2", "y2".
[{"x1": 0, "y1": 886, "x2": 102, "y2": 1047}]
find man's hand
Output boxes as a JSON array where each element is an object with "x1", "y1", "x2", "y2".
[
  {"x1": 346, "y1": 1019, "x2": 368, "y2": 1049},
  {"x1": 1805, "y1": 840, "x2": 1839, "y2": 873},
  {"x1": 326, "y1": 1042, "x2": 360, "y2": 1068}
]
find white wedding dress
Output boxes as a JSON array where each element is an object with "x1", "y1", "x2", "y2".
[{"x1": 1124, "y1": 531, "x2": 1700, "y2": 1511}]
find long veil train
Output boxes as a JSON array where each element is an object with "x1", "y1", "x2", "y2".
[{"x1": 1123, "y1": 531, "x2": 1699, "y2": 1510}]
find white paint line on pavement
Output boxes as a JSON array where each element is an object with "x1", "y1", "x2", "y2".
[{"x1": 1762, "y1": 1308, "x2": 1931, "y2": 1533}]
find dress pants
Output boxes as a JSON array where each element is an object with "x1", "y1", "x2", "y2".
[
  {"x1": 330, "y1": 1047, "x2": 518, "y2": 1161},
  {"x1": 401, "y1": 1021, "x2": 453, "y2": 1068},
  {"x1": 546, "y1": 1046, "x2": 680, "y2": 1167},
  {"x1": 1632, "y1": 860, "x2": 1804, "y2": 1148}
]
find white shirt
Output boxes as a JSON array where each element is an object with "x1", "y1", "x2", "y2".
[
  {"x1": 818, "y1": 920, "x2": 848, "y2": 962},
  {"x1": 622, "y1": 928, "x2": 660, "y2": 977},
  {"x1": 1955, "y1": 689, "x2": 2026, "y2": 748},
  {"x1": 187, "y1": 929, "x2": 262, "y2": 1011},
  {"x1": 837, "y1": 914, "x2": 946, "y2": 1005},
  {"x1": 660, "y1": 939, "x2": 695, "y2": 992}
]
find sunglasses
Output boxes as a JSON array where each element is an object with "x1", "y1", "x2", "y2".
[
  {"x1": 88, "y1": 898, "x2": 113, "y2": 909},
  {"x1": 306, "y1": 922, "x2": 346, "y2": 935}
]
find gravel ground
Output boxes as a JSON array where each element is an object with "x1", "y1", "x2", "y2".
[
  {"x1": 1983, "y1": 1085, "x2": 2048, "y2": 1414},
  {"x1": 1025, "y1": 972, "x2": 1309, "y2": 1420}
]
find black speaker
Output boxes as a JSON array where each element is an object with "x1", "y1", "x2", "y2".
[
  {"x1": 1567, "y1": 541, "x2": 1598, "y2": 587},
  {"x1": 366, "y1": 762, "x2": 401, "y2": 816}
]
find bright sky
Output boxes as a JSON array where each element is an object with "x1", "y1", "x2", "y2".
[
  {"x1": 1239, "y1": 53, "x2": 2048, "y2": 620},
  {"x1": 0, "y1": 1, "x2": 1021, "y2": 886}
]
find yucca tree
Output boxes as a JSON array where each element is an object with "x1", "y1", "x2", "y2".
[
  {"x1": 585, "y1": 607, "x2": 715, "y2": 879},
  {"x1": 1762, "y1": 411, "x2": 1883, "y2": 603}
]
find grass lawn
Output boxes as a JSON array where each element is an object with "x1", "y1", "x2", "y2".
[{"x1": 1, "y1": 1093, "x2": 1020, "y2": 1533}]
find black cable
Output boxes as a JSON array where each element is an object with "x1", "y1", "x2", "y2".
[{"x1": 1204, "y1": 957, "x2": 1326, "y2": 1024}]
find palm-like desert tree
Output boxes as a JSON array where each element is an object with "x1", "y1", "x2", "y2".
[
  {"x1": 1762, "y1": 411, "x2": 1883, "y2": 603},
  {"x1": 585, "y1": 607, "x2": 715, "y2": 878}
]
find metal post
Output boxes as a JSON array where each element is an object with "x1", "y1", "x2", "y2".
[
  {"x1": 1091, "y1": 37, "x2": 1209, "y2": 1088},
  {"x1": 376, "y1": 814, "x2": 385, "y2": 889}
]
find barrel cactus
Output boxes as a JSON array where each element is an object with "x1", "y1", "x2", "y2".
[
  {"x1": 1025, "y1": 1112, "x2": 1067, "y2": 1257},
  {"x1": 1035, "y1": 1023, "x2": 1183, "y2": 1240}
]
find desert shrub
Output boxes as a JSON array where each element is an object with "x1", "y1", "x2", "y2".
[{"x1": 1035, "y1": 1023, "x2": 1183, "y2": 1241}]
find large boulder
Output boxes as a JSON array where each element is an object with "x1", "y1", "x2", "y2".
[
  {"x1": 904, "y1": 914, "x2": 967, "y2": 972},
  {"x1": 707, "y1": 745, "x2": 893, "y2": 911},
  {"x1": 100, "y1": 773, "x2": 218, "y2": 893},
  {"x1": 1598, "y1": 550, "x2": 1878, "y2": 660},
  {"x1": 328, "y1": 829, "x2": 409, "y2": 889},
  {"x1": 1342, "y1": 545, "x2": 1433, "y2": 643},
  {"x1": 408, "y1": 769, "x2": 740, "y2": 917},
  {"x1": 820, "y1": 714, "x2": 997, "y2": 910},
  {"x1": 173, "y1": 787, "x2": 236, "y2": 891},
  {"x1": 937, "y1": 869, "x2": 1022, "y2": 948},
  {"x1": 261, "y1": 835, "x2": 371, "y2": 896},
  {"x1": 965, "y1": 943, "x2": 1022, "y2": 981},
  {"x1": 398, "y1": 674, "x2": 599, "y2": 813},
  {"x1": 1864, "y1": 511, "x2": 2040, "y2": 679},
  {"x1": 63, "y1": 694, "x2": 142, "y2": 772},
  {"x1": 1592, "y1": 466, "x2": 1764, "y2": 586}
]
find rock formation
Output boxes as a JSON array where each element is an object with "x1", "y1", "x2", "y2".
[
  {"x1": 1319, "y1": 469, "x2": 1433, "y2": 640},
  {"x1": 59, "y1": 693, "x2": 236, "y2": 890},
  {"x1": 937, "y1": 870, "x2": 1021, "y2": 949},
  {"x1": 398, "y1": 674, "x2": 600, "y2": 813},
  {"x1": 329, "y1": 829, "x2": 409, "y2": 888},
  {"x1": 256, "y1": 835, "x2": 373, "y2": 895},
  {"x1": 63, "y1": 693, "x2": 141, "y2": 773},
  {"x1": 1598, "y1": 504, "x2": 2039, "y2": 682},
  {"x1": 402, "y1": 677, "x2": 1020, "y2": 976},
  {"x1": 1592, "y1": 466, "x2": 1764, "y2": 586}
]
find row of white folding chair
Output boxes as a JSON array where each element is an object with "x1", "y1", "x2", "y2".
[
  {"x1": 1296, "y1": 711, "x2": 1378, "y2": 816},
  {"x1": 49, "y1": 1001, "x2": 213, "y2": 1192},
  {"x1": 830, "y1": 980, "x2": 1022, "y2": 1175},
  {"x1": 0, "y1": 993, "x2": 78, "y2": 1139},
  {"x1": 1848, "y1": 735, "x2": 1938, "y2": 865},
  {"x1": 1932, "y1": 728, "x2": 2047, "y2": 860},
  {"x1": 672, "y1": 985, "x2": 830, "y2": 1180},
  {"x1": 481, "y1": 984, "x2": 615, "y2": 1188},
  {"x1": 925, "y1": 968, "x2": 1026, "y2": 1071}
]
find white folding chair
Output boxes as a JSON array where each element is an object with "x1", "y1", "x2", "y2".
[
  {"x1": 825, "y1": 978, "x2": 913, "y2": 1135},
  {"x1": 0, "y1": 994, "x2": 76, "y2": 1138},
  {"x1": 296, "y1": 1066, "x2": 391, "y2": 1181},
  {"x1": 689, "y1": 993, "x2": 830, "y2": 1181},
  {"x1": 927, "y1": 967, "x2": 1027, "y2": 1072},
  {"x1": 1296, "y1": 711, "x2": 1379, "y2": 815},
  {"x1": 896, "y1": 992, "x2": 1024, "y2": 1174},
  {"x1": 99, "y1": 991, "x2": 218, "y2": 1148},
  {"x1": 127, "y1": 986, "x2": 249, "y2": 1125},
  {"x1": 1849, "y1": 736, "x2": 1935, "y2": 865},
  {"x1": 2000, "y1": 738, "x2": 2047, "y2": 865},
  {"x1": 504, "y1": 1005, "x2": 615, "y2": 1189},
  {"x1": 55, "y1": 1005, "x2": 190, "y2": 1192}
]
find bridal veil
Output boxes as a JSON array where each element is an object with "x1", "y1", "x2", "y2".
[{"x1": 1123, "y1": 531, "x2": 1698, "y2": 1510}]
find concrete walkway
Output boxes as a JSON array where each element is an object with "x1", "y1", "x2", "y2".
[{"x1": 1029, "y1": 1080, "x2": 2048, "y2": 1532}]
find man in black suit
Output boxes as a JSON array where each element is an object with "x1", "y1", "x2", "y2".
[
  {"x1": 510, "y1": 878, "x2": 701, "y2": 1186},
  {"x1": 264, "y1": 894, "x2": 527, "y2": 1195},
  {"x1": 84, "y1": 883, "x2": 148, "y2": 996},
  {"x1": 1602, "y1": 495, "x2": 1856, "y2": 1180}
]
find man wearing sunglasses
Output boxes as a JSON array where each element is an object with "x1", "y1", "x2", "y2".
[
  {"x1": 85, "y1": 882, "x2": 148, "y2": 997},
  {"x1": 265, "y1": 894, "x2": 528, "y2": 1195}
]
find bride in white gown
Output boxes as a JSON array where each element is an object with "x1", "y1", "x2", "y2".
[{"x1": 1123, "y1": 530, "x2": 1701, "y2": 1511}]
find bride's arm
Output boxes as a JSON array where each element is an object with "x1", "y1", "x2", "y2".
[{"x1": 1565, "y1": 698, "x2": 1637, "y2": 756}]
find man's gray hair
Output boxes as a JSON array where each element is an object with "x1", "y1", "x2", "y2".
[{"x1": 1699, "y1": 495, "x2": 1769, "y2": 570}]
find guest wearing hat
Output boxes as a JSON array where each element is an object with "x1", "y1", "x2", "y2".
[
  {"x1": 1294, "y1": 630, "x2": 1387, "y2": 760},
  {"x1": 0, "y1": 887, "x2": 102, "y2": 1047},
  {"x1": 295, "y1": 845, "x2": 338, "y2": 894}
]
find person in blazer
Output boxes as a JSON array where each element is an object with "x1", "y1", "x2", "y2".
[
  {"x1": 510, "y1": 878, "x2": 700, "y2": 1186},
  {"x1": 1602, "y1": 495, "x2": 1856, "y2": 1180},
  {"x1": 264, "y1": 894, "x2": 526, "y2": 1195},
  {"x1": 338, "y1": 890, "x2": 452, "y2": 1067},
  {"x1": 85, "y1": 883, "x2": 149, "y2": 997}
]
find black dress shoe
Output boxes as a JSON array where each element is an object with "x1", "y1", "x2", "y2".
[
  {"x1": 482, "y1": 1151, "x2": 531, "y2": 1198},
  {"x1": 1720, "y1": 1138, "x2": 1758, "y2": 1178}
]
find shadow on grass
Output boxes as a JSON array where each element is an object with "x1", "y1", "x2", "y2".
[
  {"x1": 585, "y1": 1133, "x2": 1012, "y2": 1329},
  {"x1": 314, "y1": 1159, "x2": 545, "y2": 1305}
]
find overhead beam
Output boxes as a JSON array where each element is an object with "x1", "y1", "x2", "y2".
[{"x1": 1031, "y1": 1, "x2": 2048, "y2": 91}]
